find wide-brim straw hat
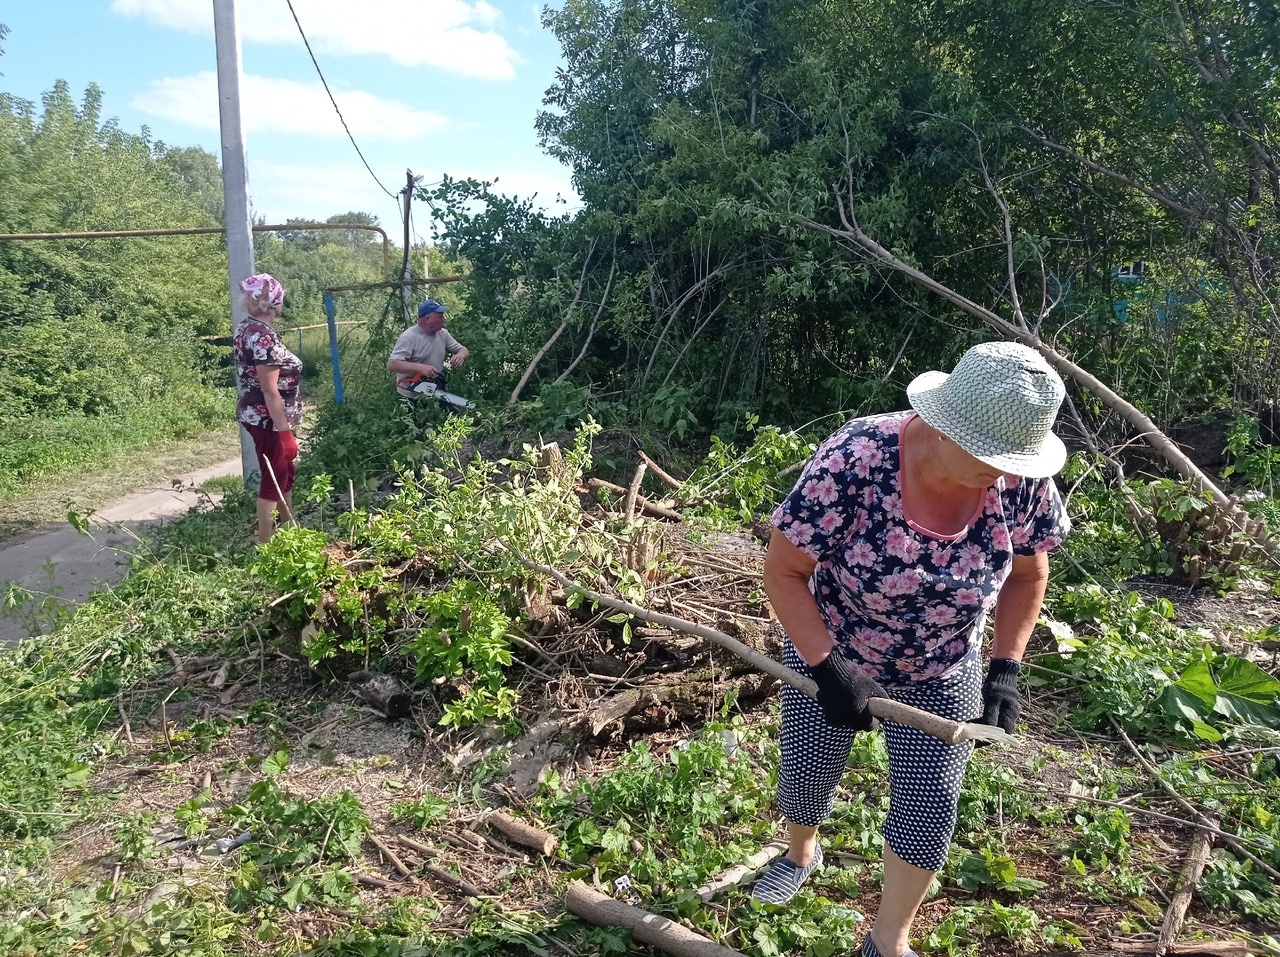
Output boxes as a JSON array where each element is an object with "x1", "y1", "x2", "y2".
[{"x1": 907, "y1": 341, "x2": 1068, "y2": 478}]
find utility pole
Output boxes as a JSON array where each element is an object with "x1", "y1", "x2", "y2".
[
  {"x1": 401, "y1": 169, "x2": 414, "y2": 323},
  {"x1": 213, "y1": 0, "x2": 260, "y2": 489}
]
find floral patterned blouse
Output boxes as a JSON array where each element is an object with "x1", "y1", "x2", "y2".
[
  {"x1": 772, "y1": 411, "x2": 1070, "y2": 687},
  {"x1": 233, "y1": 320, "x2": 303, "y2": 429}
]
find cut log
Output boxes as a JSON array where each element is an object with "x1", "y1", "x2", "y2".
[
  {"x1": 583, "y1": 689, "x2": 644, "y2": 736},
  {"x1": 695, "y1": 843, "x2": 785, "y2": 901},
  {"x1": 565, "y1": 880, "x2": 743, "y2": 957},
  {"x1": 349, "y1": 672, "x2": 411, "y2": 719},
  {"x1": 484, "y1": 810, "x2": 559, "y2": 856},
  {"x1": 1155, "y1": 825, "x2": 1216, "y2": 957}
]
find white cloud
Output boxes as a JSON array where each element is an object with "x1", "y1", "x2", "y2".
[
  {"x1": 132, "y1": 72, "x2": 448, "y2": 139},
  {"x1": 249, "y1": 162, "x2": 404, "y2": 224},
  {"x1": 113, "y1": 0, "x2": 518, "y2": 80}
]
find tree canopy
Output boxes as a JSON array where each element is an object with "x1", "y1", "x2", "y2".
[{"x1": 431, "y1": 0, "x2": 1279, "y2": 444}]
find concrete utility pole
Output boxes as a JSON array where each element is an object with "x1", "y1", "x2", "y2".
[
  {"x1": 213, "y1": 0, "x2": 261, "y2": 489},
  {"x1": 401, "y1": 169, "x2": 414, "y2": 323}
]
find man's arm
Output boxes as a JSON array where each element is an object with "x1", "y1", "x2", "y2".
[
  {"x1": 448, "y1": 345, "x2": 469, "y2": 368},
  {"x1": 388, "y1": 357, "x2": 438, "y2": 378}
]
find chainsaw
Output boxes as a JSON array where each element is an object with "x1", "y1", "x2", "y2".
[{"x1": 411, "y1": 377, "x2": 476, "y2": 411}]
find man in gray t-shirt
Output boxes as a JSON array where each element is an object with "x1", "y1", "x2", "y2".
[{"x1": 387, "y1": 299, "x2": 470, "y2": 399}]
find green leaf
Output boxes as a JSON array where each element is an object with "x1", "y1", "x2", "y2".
[
  {"x1": 1203, "y1": 657, "x2": 1280, "y2": 727},
  {"x1": 1217, "y1": 657, "x2": 1280, "y2": 702},
  {"x1": 1173, "y1": 660, "x2": 1218, "y2": 706},
  {"x1": 261, "y1": 750, "x2": 289, "y2": 777}
]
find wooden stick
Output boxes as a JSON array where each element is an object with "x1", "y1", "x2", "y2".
[
  {"x1": 484, "y1": 810, "x2": 558, "y2": 856},
  {"x1": 424, "y1": 863, "x2": 484, "y2": 898},
  {"x1": 1110, "y1": 718, "x2": 1280, "y2": 882},
  {"x1": 566, "y1": 881, "x2": 743, "y2": 957},
  {"x1": 695, "y1": 843, "x2": 785, "y2": 901},
  {"x1": 638, "y1": 451, "x2": 685, "y2": 491},
  {"x1": 1155, "y1": 825, "x2": 1216, "y2": 956},
  {"x1": 261, "y1": 458, "x2": 296, "y2": 526},
  {"x1": 368, "y1": 834, "x2": 414, "y2": 880},
  {"x1": 583, "y1": 478, "x2": 684, "y2": 521},
  {"x1": 351, "y1": 872, "x2": 395, "y2": 889},
  {"x1": 116, "y1": 698, "x2": 134, "y2": 745},
  {"x1": 625, "y1": 461, "x2": 648, "y2": 522},
  {"x1": 396, "y1": 834, "x2": 437, "y2": 858}
]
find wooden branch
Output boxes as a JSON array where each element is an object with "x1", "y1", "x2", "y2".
[
  {"x1": 808, "y1": 197, "x2": 1280, "y2": 570},
  {"x1": 507, "y1": 550, "x2": 1005, "y2": 745},
  {"x1": 638, "y1": 451, "x2": 685, "y2": 491},
  {"x1": 396, "y1": 834, "x2": 438, "y2": 858},
  {"x1": 1155, "y1": 825, "x2": 1216, "y2": 956},
  {"x1": 1110, "y1": 718, "x2": 1280, "y2": 882},
  {"x1": 583, "y1": 478, "x2": 683, "y2": 521},
  {"x1": 555, "y1": 250, "x2": 616, "y2": 385},
  {"x1": 695, "y1": 843, "x2": 785, "y2": 901},
  {"x1": 116, "y1": 698, "x2": 134, "y2": 745},
  {"x1": 424, "y1": 864, "x2": 485, "y2": 898},
  {"x1": 368, "y1": 833, "x2": 414, "y2": 880},
  {"x1": 484, "y1": 810, "x2": 558, "y2": 856},
  {"x1": 351, "y1": 872, "x2": 396, "y2": 889},
  {"x1": 509, "y1": 239, "x2": 596, "y2": 406},
  {"x1": 624, "y1": 462, "x2": 648, "y2": 522},
  {"x1": 565, "y1": 880, "x2": 744, "y2": 957}
]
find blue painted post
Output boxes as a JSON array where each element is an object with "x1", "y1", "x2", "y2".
[{"x1": 323, "y1": 292, "x2": 345, "y2": 405}]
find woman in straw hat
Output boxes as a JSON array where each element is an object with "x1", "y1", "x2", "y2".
[
  {"x1": 232, "y1": 273, "x2": 302, "y2": 544},
  {"x1": 752, "y1": 341, "x2": 1071, "y2": 957}
]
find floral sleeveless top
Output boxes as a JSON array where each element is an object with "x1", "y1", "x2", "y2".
[
  {"x1": 772, "y1": 411, "x2": 1070, "y2": 687},
  {"x1": 233, "y1": 319, "x2": 303, "y2": 429}
]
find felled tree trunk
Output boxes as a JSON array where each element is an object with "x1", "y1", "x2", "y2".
[{"x1": 565, "y1": 881, "x2": 744, "y2": 957}]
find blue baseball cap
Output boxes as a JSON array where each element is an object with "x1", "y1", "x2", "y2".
[{"x1": 418, "y1": 298, "x2": 448, "y2": 317}]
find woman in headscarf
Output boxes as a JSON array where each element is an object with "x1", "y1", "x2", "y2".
[{"x1": 232, "y1": 273, "x2": 302, "y2": 544}]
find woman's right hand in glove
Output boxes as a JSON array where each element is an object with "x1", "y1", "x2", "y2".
[
  {"x1": 278, "y1": 429, "x2": 299, "y2": 462},
  {"x1": 809, "y1": 653, "x2": 888, "y2": 731}
]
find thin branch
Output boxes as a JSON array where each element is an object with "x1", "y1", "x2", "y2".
[{"x1": 1109, "y1": 717, "x2": 1280, "y2": 882}]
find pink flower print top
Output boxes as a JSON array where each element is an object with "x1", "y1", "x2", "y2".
[{"x1": 772, "y1": 411, "x2": 1070, "y2": 687}]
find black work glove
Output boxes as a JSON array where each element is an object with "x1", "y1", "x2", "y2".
[
  {"x1": 809, "y1": 654, "x2": 887, "y2": 731},
  {"x1": 978, "y1": 658, "x2": 1022, "y2": 735}
]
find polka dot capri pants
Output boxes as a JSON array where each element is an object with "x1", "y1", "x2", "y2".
[{"x1": 778, "y1": 641, "x2": 983, "y2": 872}]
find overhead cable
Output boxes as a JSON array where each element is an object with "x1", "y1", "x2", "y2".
[{"x1": 282, "y1": 0, "x2": 398, "y2": 202}]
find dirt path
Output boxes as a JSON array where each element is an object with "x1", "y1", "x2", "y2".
[{"x1": 0, "y1": 458, "x2": 244, "y2": 646}]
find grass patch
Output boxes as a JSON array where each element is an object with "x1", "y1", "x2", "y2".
[
  {"x1": 0, "y1": 392, "x2": 234, "y2": 496},
  {"x1": 199, "y1": 474, "x2": 244, "y2": 496},
  {"x1": 0, "y1": 424, "x2": 241, "y2": 542}
]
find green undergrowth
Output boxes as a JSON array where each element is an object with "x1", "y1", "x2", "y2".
[
  {"x1": 0, "y1": 423, "x2": 1277, "y2": 954},
  {"x1": 0, "y1": 391, "x2": 234, "y2": 498}
]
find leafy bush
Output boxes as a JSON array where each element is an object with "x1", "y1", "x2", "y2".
[
  {"x1": 684, "y1": 416, "x2": 815, "y2": 525},
  {"x1": 225, "y1": 752, "x2": 367, "y2": 910},
  {"x1": 405, "y1": 581, "x2": 517, "y2": 729}
]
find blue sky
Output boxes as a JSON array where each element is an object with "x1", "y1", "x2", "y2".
[{"x1": 0, "y1": 0, "x2": 579, "y2": 236}]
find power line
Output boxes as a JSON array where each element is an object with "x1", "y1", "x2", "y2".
[{"x1": 282, "y1": 0, "x2": 398, "y2": 203}]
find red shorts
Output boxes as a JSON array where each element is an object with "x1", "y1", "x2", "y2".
[{"x1": 245, "y1": 424, "x2": 296, "y2": 502}]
